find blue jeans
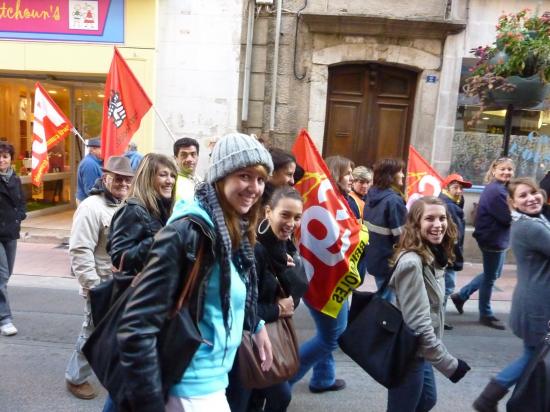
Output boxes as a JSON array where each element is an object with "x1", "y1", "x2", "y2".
[
  {"x1": 457, "y1": 248, "x2": 506, "y2": 317},
  {"x1": 444, "y1": 268, "x2": 456, "y2": 299},
  {"x1": 388, "y1": 358, "x2": 437, "y2": 412},
  {"x1": 102, "y1": 396, "x2": 116, "y2": 412},
  {"x1": 289, "y1": 300, "x2": 348, "y2": 389},
  {"x1": 374, "y1": 275, "x2": 395, "y2": 302},
  {"x1": 494, "y1": 344, "x2": 536, "y2": 389},
  {"x1": 0, "y1": 239, "x2": 17, "y2": 326}
]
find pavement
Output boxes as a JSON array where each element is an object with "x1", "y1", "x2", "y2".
[{"x1": 1, "y1": 212, "x2": 522, "y2": 411}]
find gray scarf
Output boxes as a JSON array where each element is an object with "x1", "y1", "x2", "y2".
[
  {"x1": 195, "y1": 183, "x2": 259, "y2": 341},
  {"x1": 0, "y1": 167, "x2": 13, "y2": 184}
]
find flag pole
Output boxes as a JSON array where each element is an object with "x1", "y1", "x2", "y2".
[
  {"x1": 71, "y1": 127, "x2": 87, "y2": 146},
  {"x1": 153, "y1": 106, "x2": 177, "y2": 143}
]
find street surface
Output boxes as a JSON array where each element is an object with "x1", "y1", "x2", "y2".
[{"x1": 1, "y1": 242, "x2": 521, "y2": 411}]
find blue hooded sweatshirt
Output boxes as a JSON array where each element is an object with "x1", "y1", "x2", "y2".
[
  {"x1": 362, "y1": 187, "x2": 407, "y2": 280},
  {"x1": 473, "y1": 180, "x2": 511, "y2": 250},
  {"x1": 168, "y1": 199, "x2": 247, "y2": 398}
]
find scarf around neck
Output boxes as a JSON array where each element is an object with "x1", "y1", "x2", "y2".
[
  {"x1": 257, "y1": 224, "x2": 288, "y2": 275},
  {"x1": 0, "y1": 166, "x2": 13, "y2": 183},
  {"x1": 195, "y1": 182, "x2": 258, "y2": 338}
]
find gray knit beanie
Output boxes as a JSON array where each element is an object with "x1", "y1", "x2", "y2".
[{"x1": 207, "y1": 133, "x2": 274, "y2": 183}]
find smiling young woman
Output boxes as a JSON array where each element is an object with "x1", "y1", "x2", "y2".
[
  {"x1": 387, "y1": 196, "x2": 470, "y2": 412},
  {"x1": 115, "y1": 133, "x2": 274, "y2": 412},
  {"x1": 474, "y1": 178, "x2": 550, "y2": 411}
]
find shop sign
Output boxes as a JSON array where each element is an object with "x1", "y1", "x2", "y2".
[{"x1": 0, "y1": 0, "x2": 123, "y2": 43}]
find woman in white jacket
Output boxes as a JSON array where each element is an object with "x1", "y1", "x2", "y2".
[{"x1": 388, "y1": 196, "x2": 471, "y2": 411}]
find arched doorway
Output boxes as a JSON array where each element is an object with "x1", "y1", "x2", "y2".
[{"x1": 323, "y1": 63, "x2": 418, "y2": 167}]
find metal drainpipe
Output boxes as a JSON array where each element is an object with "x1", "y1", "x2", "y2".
[
  {"x1": 269, "y1": 0, "x2": 283, "y2": 132},
  {"x1": 241, "y1": 0, "x2": 255, "y2": 123}
]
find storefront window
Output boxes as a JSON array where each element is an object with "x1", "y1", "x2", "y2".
[
  {"x1": 451, "y1": 60, "x2": 550, "y2": 185},
  {"x1": 0, "y1": 78, "x2": 103, "y2": 211}
]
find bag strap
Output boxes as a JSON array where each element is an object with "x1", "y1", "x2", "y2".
[
  {"x1": 376, "y1": 254, "x2": 403, "y2": 295},
  {"x1": 171, "y1": 238, "x2": 205, "y2": 317}
]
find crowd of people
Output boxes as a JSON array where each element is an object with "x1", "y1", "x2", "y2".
[{"x1": 1, "y1": 134, "x2": 549, "y2": 412}]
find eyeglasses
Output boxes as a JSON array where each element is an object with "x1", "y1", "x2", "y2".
[{"x1": 106, "y1": 175, "x2": 133, "y2": 184}]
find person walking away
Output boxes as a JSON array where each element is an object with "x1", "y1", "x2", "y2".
[
  {"x1": 473, "y1": 178, "x2": 550, "y2": 411},
  {"x1": 438, "y1": 174, "x2": 472, "y2": 330},
  {"x1": 101, "y1": 153, "x2": 177, "y2": 412},
  {"x1": 173, "y1": 137, "x2": 202, "y2": 203},
  {"x1": 248, "y1": 186, "x2": 306, "y2": 412},
  {"x1": 288, "y1": 155, "x2": 355, "y2": 395},
  {"x1": 348, "y1": 166, "x2": 373, "y2": 222},
  {"x1": 0, "y1": 142, "x2": 26, "y2": 336},
  {"x1": 363, "y1": 158, "x2": 407, "y2": 296},
  {"x1": 388, "y1": 196, "x2": 471, "y2": 412},
  {"x1": 116, "y1": 133, "x2": 273, "y2": 412},
  {"x1": 76, "y1": 138, "x2": 103, "y2": 204},
  {"x1": 65, "y1": 156, "x2": 134, "y2": 400},
  {"x1": 450, "y1": 157, "x2": 515, "y2": 329},
  {"x1": 124, "y1": 141, "x2": 144, "y2": 172}
]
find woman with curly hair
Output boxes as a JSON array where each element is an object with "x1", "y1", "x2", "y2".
[{"x1": 387, "y1": 196, "x2": 471, "y2": 411}]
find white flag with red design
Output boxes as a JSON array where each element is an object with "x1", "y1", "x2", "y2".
[{"x1": 32, "y1": 82, "x2": 73, "y2": 186}]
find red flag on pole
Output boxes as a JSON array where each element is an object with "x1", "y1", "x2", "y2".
[
  {"x1": 31, "y1": 82, "x2": 73, "y2": 187},
  {"x1": 406, "y1": 145, "x2": 443, "y2": 208},
  {"x1": 292, "y1": 129, "x2": 369, "y2": 318},
  {"x1": 101, "y1": 47, "x2": 152, "y2": 161}
]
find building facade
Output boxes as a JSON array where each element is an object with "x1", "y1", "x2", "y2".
[{"x1": 2, "y1": 0, "x2": 550, "y2": 218}]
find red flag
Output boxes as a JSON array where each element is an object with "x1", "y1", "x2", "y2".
[
  {"x1": 101, "y1": 47, "x2": 152, "y2": 161},
  {"x1": 406, "y1": 145, "x2": 444, "y2": 208},
  {"x1": 292, "y1": 129, "x2": 369, "y2": 318},
  {"x1": 31, "y1": 82, "x2": 73, "y2": 186}
]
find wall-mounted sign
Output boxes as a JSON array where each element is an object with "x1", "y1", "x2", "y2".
[
  {"x1": 426, "y1": 75, "x2": 438, "y2": 83},
  {"x1": 0, "y1": 0, "x2": 124, "y2": 43}
]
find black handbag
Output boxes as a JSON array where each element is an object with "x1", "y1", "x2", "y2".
[
  {"x1": 89, "y1": 269, "x2": 134, "y2": 326},
  {"x1": 83, "y1": 239, "x2": 205, "y2": 410},
  {"x1": 338, "y1": 262, "x2": 418, "y2": 388},
  {"x1": 507, "y1": 330, "x2": 550, "y2": 412}
]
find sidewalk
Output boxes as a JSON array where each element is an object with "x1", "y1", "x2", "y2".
[{"x1": 20, "y1": 209, "x2": 73, "y2": 244}]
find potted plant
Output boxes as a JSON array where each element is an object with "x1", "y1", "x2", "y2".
[{"x1": 463, "y1": 9, "x2": 550, "y2": 124}]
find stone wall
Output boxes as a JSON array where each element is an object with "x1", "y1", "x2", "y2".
[
  {"x1": 155, "y1": 0, "x2": 245, "y2": 176},
  {"x1": 240, "y1": 0, "x2": 452, "y2": 156}
]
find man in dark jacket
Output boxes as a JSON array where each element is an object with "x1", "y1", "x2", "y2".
[{"x1": 439, "y1": 174, "x2": 471, "y2": 330}]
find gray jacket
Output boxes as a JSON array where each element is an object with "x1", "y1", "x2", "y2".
[
  {"x1": 509, "y1": 211, "x2": 550, "y2": 346},
  {"x1": 389, "y1": 251, "x2": 458, "y2": 377}
]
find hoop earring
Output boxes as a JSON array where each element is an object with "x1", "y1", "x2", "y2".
[{"x1": 257, "y1": 218, "x2": 270, "y2": 235}]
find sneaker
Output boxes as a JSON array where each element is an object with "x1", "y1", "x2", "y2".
[
  {"x1": 0, "y1": 323, "x2": 17, "y2": 336},
  {"x1": 450, "y1": 293, "x2": 466, "y2": 315},
  {"x1": 444, "y1": 323, "x2": 454, "y2": 331},
  {"x1": 66, "y1": 380, "x2": 97, "y2": 400},
  {"x1": 309, "y1": 379, "x2": 346, "y2": 393},
  {"x1": 479, "y1": 316, "x2": 506, "y2": 330}
]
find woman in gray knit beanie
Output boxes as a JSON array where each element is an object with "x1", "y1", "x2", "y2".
[{"x1": 116, "y1": 133, "x2": 274, "y2": 411}]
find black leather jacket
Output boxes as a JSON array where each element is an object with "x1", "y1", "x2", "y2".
[
  {"x1": 0, "y1": 172, "x2": 26, "y2": 241},
  {"x1": 116, "y1": 215, "x2": 217, "y2": 411},
  {"x1": 107, "y1": 198, "x2": 165, "y2": 276},
  {"x1": 255, "y1": 239, "x2": 307, "y2": 323}
]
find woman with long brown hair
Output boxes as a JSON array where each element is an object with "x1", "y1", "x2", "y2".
[
  {"x1": 388, "y1": 196, "x2": 470, "y2": 411},
  {"x1": 116, "y1": 133, "x2": 274, "y2": 411}
]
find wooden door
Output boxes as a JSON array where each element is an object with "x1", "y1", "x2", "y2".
[{"x1": 323, "y1": 64, "x2": 417, "y2": 167}]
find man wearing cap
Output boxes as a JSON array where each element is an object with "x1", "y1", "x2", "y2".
[
  {"x1": 65, "y1": 156, "x2": 134, "y2": 400},
  {"x1": 439, "y1": 173, "x2": 472, "y2": 330},
  {"x1": 76, "y1": 138, "x2": 103, "y2": 204}
]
